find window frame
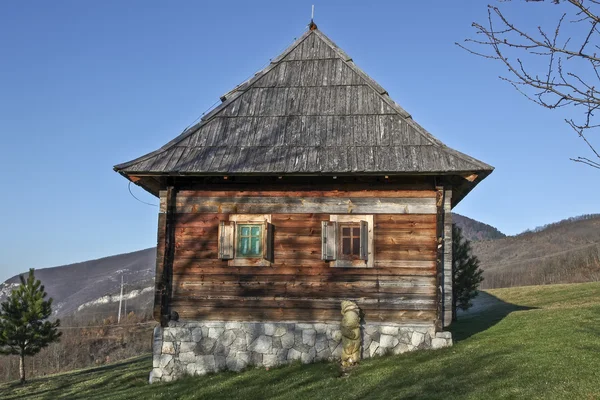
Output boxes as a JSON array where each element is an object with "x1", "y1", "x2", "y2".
[
  {"x1": 228, "y1": 214, "x2": 272, "y2": 267},
  {"x1": 329, "y1": 214, "x2": 374, "y2": 268}
]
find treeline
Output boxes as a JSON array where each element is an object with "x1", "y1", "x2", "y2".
[
  {"x1": 517, "y1": 214, "x2": 600, "y2": 237},
  {"x1": 482, "y1": 243, "x2": 600, "y2": 289},
  {"x1": 0, "y1": 312, "x2": 154, "y2": 383}
]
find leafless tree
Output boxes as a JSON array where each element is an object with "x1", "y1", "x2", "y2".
[{"x1": 458, "y1": 0, "x2": 600, "y2": 169}]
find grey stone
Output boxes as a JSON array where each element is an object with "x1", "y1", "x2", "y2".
[
  {"x1": 214, "y1": 342, "x2": 230, "y2": 357},
  {"x1": 152, "y1": 355, "x2": 160, "y2": 368},
  {"x1": 431, "y1": 338, "x2": 450, "y2": 349},
  {"x1": 273, "y1": 326, "x2": 288, "y2": 337},
  {"x1": 195, "y1": 337, "x2": 217, "y2": 355},
  {"x1": 379, "y1": 334, "x2": 399, "y2": 349},
  {"x1": 230, "y1": 337, "x2": 247, "y2": 352},
  {"x1": 153, "y1": 326, "x2": 163, "y2": 342},
  {"x1": 314, "y1": 323, "x2": 329, "y2": 334},
  {"x1": 392, "y1": 342, "x2": 410, "y2": 355},
  {"x1": 276, "y1": 348, "x2": 289, "y2": 362},
  {"x1": 411, "y1": 331, "x2": 425, "y2": 347},
  {"x1": 159, "y1": 354, "x2": 173, "y2": 369},
  {"x1": 330, "y1": 329, "x2": 342, "y2": 342},
  {"x1": 215, "y1": 355, "x2": 227, "y2": 371},
  {"x1": 302, "y1": 329, "x2": 316, "y2": 346},
  {"x1": 201, "y1": 327, "x2": 209, "y2": 337},
  {"x1": 226, "y1": 352, "x2": 249, "y2": 372},
  {"x1": 281, "y1": 332, "x2": 295, "y2": 349},
  {"x1": 368, "y1": 341, "x2": 379, "y2": 357},
  {"x1": 272, "y1": 337, "x2": 282, "y2": 350},
  {"x1": 332, "y1": 343, "x2": 343, "y2": 358},
  {"x1": 264, "y1": 323, "x2": 277, "y2": 336},
  {"x1": 179, "y1": 351, "x2": 196, "y2": 363},
  {"x1": 249, "y1": 335, "x2": 272, "y2": 354},
  {"x1": 301, "y1": 347, "x2": 316, "y2": 364},
  {"x1": 380, "y1": 325, "x2": 399, "y2": 336},
  {"x1": 179, "y1": 341, "x2": 196, "y2": 353},
  {"x1": 251, "y1": 352, "x2": 263, "y2": 366},
  {"x1": 316, "y1": 347, "x2": 331, "y2": 361},
  {"x1": 221, "y1": 330, "x2": 236, "y2": 347},
  {"x1": 263, "y1": 354, "x2": 279, "y2": 368},
  {"x1": 287, "y1": 348, "x2": 302, "y2": 361},
  {"x1": 364, "y1": 325, "x2": 378, "y2": 336},
  {"x1": 174, "y1": 327, "x2": 192, "y2": 341},
  {"x1": 192, "y1": 328, "x2": 203, "y2": 342},
  {"x1": 363, "y1": 334, "x2": 372, "y2": 351},
  {"x1": 436, "y1": 331, "x2": 452, "y2": 339},
  {"x1": 371, "y1": 331, "x2": 381, "y2": 343},
  {"x1": 329, "y1": 340, "x2": 339, "y2": 353},
  {"x1": 208, "y1": 327, "x2": 225, "y2": 339},
  {"x1": 296, "y1": 323, "x2": 315, "y2": 330},
  {"x1": 315, "y1": 335, "x2": 328, "y2": 352}
]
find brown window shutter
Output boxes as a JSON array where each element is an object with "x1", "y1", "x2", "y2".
[
  {"x1": 321, "y1": 221, "x2": 337, "y2": 261},
  {"x1": 263, "y1": 222, "x2": 274, "y2": 262},
  {"x1": 359, "y1": 220, "x2": 368, "y2": 260},
  {"x1": 218, "y1": 221, "x2": 235, "y2": 260}
]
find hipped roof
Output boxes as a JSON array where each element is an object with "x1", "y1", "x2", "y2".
[{"x1": 115, "y1": 26, "x2": 493, "y2": 203}]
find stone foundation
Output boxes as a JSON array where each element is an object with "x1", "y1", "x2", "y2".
[{"x1": 149, "y1": 321, "x2": 452, "y2": 383}]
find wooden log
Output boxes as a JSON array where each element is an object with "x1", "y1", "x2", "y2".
[
  {"x1": 177, "y1": 190, "x2": 437, "y2": 198},
  {"x1": 174, "y1": 196, "x2": 437, "y2": 214}
]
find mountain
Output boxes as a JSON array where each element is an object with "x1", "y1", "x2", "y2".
[
  {"x1": 452, "y1": 213, "x2": 506, "y2": 242},
  {"x1": 474, "y1": 214, "x2": 600, "y2": 288},
  {"x1": 0, "y1": 248, "x2": 156, "y2": 318}
]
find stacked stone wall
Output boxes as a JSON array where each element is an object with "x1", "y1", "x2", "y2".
[{"x1": 150, "y1": 321, "x2": 452, "y2": 383}]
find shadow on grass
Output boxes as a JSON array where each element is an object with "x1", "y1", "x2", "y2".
[
  {"x1": 2, "y1": 355, "x2": 152, "y2": 400},
  {"x1": 450, "y1": 291, "x2": 536, "y2": 342}
]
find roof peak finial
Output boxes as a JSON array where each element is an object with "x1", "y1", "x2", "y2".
[{"x1": 309, "y1": 5, "x2": 317, "y2": 30}]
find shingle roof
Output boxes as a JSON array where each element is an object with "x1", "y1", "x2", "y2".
[{"x1": 115, "y1": 27, "x2": 492, "y2": 179}]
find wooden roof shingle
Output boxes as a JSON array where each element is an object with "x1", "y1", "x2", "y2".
[{"x1": 115, "y1": 26, "x2": 493, "y2": 186}]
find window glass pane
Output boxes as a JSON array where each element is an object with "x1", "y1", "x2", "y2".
[
  {"x1": 342, "y1": 227, "x2": 350, "y2": 236},
  {"x1": 251, "y1": 237, "x2": 261, "y2": 255},
  {"x1": 342, "y1": 238, "x2": 351, "y2": 255},
  {"x1": 239, "y1": 237, "x2": 249, "y2": 254},
  {"x1": 241, "y1": 226, "x2": 250, "y2": 236},
  {"x1": 251, "y1": 226, "x2": 261, "y2": 236},
  {"x1": 353, "y1": 227, "x2": 360, "y2": 237},
  {"x1": 352, "y1": 238, "x2": 360, "y2": 255}
]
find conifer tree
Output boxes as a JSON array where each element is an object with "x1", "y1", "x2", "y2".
[
  {"x1": 452, "y1": 224, "x2": 484, "y2": 321},
  {"x1": 0, "y1": 269, "x2": 61, "y2": 383}
]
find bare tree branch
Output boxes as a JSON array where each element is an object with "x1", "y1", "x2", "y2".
[{"x1": 458, "y1": 0, "x2": 600, "y2": 168}]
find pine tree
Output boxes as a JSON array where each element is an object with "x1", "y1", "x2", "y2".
[
  {"x1": 452, "y1": 224, "x2": 484, "y2": 321},
  {"x1": 0, "y1": 269, "x2": 61, "y2": 383}
]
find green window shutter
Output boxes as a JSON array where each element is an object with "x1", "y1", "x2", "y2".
[
  {"x1": 321, "y1": 221, "x2": 337, "y2": 261},
  {"x1": 219, "y1": 221, "x2": 235, "y2": 260},
  {"x1": 359, "y1": 220, "x2": 368, "y2": 261}
]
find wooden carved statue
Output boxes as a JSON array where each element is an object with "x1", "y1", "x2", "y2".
[{"x1": 340, "y1": 300, "x2": 361, "y2": 367}]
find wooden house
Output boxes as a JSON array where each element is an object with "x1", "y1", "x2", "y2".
[{"x1": 114, "y1": 23, "x2": 492, "y2": 381}]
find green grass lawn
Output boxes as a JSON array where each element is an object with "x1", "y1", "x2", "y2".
[{"x1": 3, "y1": 282, "x2": 600, "y2": 400}]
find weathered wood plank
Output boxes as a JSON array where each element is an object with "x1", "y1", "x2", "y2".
[
  {"x1": 175, "y1": 197, "x2": 437, "y2": 214},
  {"x1": 177, "y1": 190, "x2": 436, "y2": 198}
]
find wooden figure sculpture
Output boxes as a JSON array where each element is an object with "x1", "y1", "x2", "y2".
[{"x1": 340, "y1": 300, "x2": 361, "y2": 367}]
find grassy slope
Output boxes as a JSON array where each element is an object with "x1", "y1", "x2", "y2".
[{"x1": 3, "y1": 282, "x2": 600, "y2": 400}]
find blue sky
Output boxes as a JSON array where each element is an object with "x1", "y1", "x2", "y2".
[{"x1": 1, "y1": 1, "x2": 598, "y2": 282}]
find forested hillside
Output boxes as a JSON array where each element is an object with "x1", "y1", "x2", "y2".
[{"x1": 452, "y1": 213, "x2": 505, "y2": 241}]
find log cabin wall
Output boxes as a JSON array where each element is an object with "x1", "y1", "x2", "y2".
[{"x1": 156, "y1": 185, "x2": 448, "y2": 326}]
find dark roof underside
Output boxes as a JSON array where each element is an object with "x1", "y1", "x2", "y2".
[{"x1": 115, "y1": 27, "x2": 493, "y2": 204}]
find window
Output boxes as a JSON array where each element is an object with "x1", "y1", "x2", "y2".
[
  {"x1": 218, "y1": 214, "x2": 272, "y2": 266},
  {"x1": 339, "y1": 223, "x2": 361, "y2": 259},
  {"x1": 237, "y1": 224, "x2": 263, "y2": 258},
  {"x1": 322, "y1": 215, "x2": 373, "y2": 268}
]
